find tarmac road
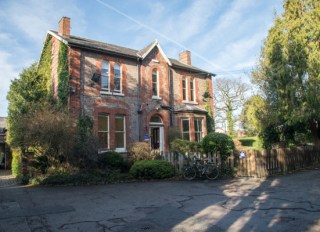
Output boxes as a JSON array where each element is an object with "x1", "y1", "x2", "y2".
[{"x1": 0, "y1": 169, "x2": 319, "y2": 232}]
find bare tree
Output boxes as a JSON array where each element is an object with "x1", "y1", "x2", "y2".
[{"x1": 214, "y1": 78, "x2": 249, "y2": 136}]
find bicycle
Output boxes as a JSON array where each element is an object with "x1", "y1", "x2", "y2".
[{"x1": 183, "y1": 156, "x2": 220, "y2": 180}]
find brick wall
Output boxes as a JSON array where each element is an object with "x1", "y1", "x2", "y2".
[
  {"x1": 80, "y1": 50, "x2": 139, "y2": 149},
  {"x1": 51, "y1": 37, "x2": 60, "y2": 97}
]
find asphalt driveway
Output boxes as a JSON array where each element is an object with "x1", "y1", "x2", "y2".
[{"x1": 0, "y1": 169, "x2": 320, "y2": 232}]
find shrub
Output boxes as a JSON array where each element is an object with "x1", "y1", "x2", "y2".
[
  {"x1": 11, "y1": 149, "x2": 22, "y2": 177},
  {"x1": 170, "y1": 139, "x2": 191, "y2": 154},
  {"x1": 30, "y1": 155, "x2": 49, "y2": 174},
  {"x1": 97, "y1": 152, "x2": 126, "y2": 171},
  {"x1": 73, "y1": 116, "x2": 100, "y2": 168},
  {"x1": 129, "y1": 160, "x2": 175, "y2": 179},
  {"x1": 128, "y1": 142, "x2": 155, "y2": 162},
  {"x1": 202, "y1": 132, "x2": 235, "y2": 162}
]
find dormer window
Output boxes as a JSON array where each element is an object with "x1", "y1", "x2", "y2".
[
  {"x1": 152, "y1": 69, "x2": 159, "y2": 97},
  {"x1": 101, "y1": 60, "x2": 110, "y2": 91},
  {"x1": 114, "y1": 63, "x2": 121, "y2": 93}
]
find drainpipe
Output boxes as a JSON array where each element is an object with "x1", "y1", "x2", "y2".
[
  {"x1": 168, "y1": 66, "x2": 174, "y2": 127},
  {"x1": 137, "y1": 58, "x2": 142, "y2": 141},
  {"x1": 79, "y1": 52, "x2": 84, "y2": 117}
]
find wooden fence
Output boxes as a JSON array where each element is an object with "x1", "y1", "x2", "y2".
[{"x1": 163, "y1": 145, "x2": 320, "y2": 178}]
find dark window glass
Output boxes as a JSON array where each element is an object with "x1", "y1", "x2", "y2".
[
  {"x1": 182, "y1": 77, "x2": 187, "y2": 100},
  {"x1": 152, "y1": 70, "x2": 158, "y2": 96},
  {"x1": 98, "y1": 113, "x2": 109, "y2": 148},
  {"x1": 101, "y1": 61, "x2": 109, "y2": 90},
  {"x1": 114, "y1": 63, "x2": 121, "y2": 92},
  {"x1": 115, "y1": 116, "x2": 125, "y2": 148},
  {"x1": 182, "y1": 119, "x2": 190, "y2": 141}
]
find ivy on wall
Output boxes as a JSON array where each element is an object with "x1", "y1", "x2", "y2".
[
  {"x1": 38, "y1": 34, "x2": 53, "y2": 96},
  {"x1": 57, "y1": 42, "x2": 69, "y2": 107},
  {"x1": 204, "y1": 82, "x2": 214, "y2": 133}
]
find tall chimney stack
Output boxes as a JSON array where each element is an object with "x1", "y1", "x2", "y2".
[
  {"x1": 58, "y1": 17, "x2": 70, "y2": 37},
  {"x1": 179, "y1": 50, "x2": 191, "y2": 65}
]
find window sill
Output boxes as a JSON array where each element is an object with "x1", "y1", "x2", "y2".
[
  {"x1": 182, "y1": 101, "x2": 198, "y2": 105},
  {"x1": 98, "y1": 148, "x2": 110, "y2": 154},
  {"x1": 113, "y1": 92, "x2": 124, "y2": 97},
  {"x1": 152, "y1": 96, "x2": 162, "y2": 100},
  {"x1": 152, "y1": 59, "x2": 159, "y2": 63},
  {"x1": 100, "y1": 91, "x2": 112, "y2": 95},
  {"x1": 115, "y1": 148, "x2": 127, "y2": 153}
]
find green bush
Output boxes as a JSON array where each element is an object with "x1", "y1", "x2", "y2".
[
  {"x1": 202, "y1": 132, "x2": 235, "y2": 162},
  {"x1": 129, "y1": 160, "x2": 174, "y2": 179},
  {"x1": 97, "y1": 152, "x2": 127, "y2": 171},
  {"x1": 170, "y1": 139, "x2": 191, "y2": 153},
  {"x1": 31, "y1": 155, "x2": 49, "y2": 174},
  {"x1": 11, "y1": 149, "x2": 22, "y2": 177}
]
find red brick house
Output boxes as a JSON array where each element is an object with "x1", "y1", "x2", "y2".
[{"x1": 41, "y1": 17, "x2": 215, "y2": 153}]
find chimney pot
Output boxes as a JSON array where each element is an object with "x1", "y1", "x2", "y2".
[
  {"x1": 179, "y1": 50, "x2": 191, "y2": 65},
  {"x1": 58, "y1": 17, "x2": 70, "y2": 37}
]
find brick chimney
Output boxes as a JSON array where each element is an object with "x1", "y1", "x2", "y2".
[
  {"x1": 58, "y1": 17, "x2": 70, "y2": 37},
  {"x1": 179, "y1": 50, "x2": 191, "y2": 65}
]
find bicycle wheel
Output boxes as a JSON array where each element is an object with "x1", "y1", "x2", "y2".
[
  {"x1": 183, "y1": 167, "x2": 196, "y2": 180},
  {"x1": 205, "y1": 165, "x2": 219, "y2": 180}
]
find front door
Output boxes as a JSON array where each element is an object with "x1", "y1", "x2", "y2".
[{"x1": 151, "y1": 127, "x2": 160, "y2": 149}]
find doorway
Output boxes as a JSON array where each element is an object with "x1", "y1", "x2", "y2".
[{"x1": 149, "y1": 115, "x2": 164, "y2": 154}]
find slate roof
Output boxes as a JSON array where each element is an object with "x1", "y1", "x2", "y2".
[
  {"x1": 48, "y1": 31, "x2": 213, "y2": 75},
  {"x1": 174, "y1": 105, "x2": 207, "y2": 114}
]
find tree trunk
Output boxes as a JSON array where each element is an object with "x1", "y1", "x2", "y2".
[{"x1": 310, "y1": 121, "x2": 320, "y2": 146}]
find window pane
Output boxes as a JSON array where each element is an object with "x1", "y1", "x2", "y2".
[
  {"x1": 194, "y1": 120, "x2": 198, "y2": 132},
  {"x1": 152, "y1": 83, "x2": 158, "y2": 96},
  {"x1": 194, "y1": 119, "x2": 202, "y2": 142},
  {"x1": 152, "y1": 70, "x2": 158, "y2": 96},
  {"x1": 150, "y1": 116, "x2": 162, "y2": 123},
  {"x1": 115, "y1": 132, "x2": 124, "y2": 148},
  {"x1": 114, "y1": 64, "x2": 121, "y2": 92},
  {"x1": 114, "y1": 78, "x2": 121, "y2": 92},
  {"x1": 98, "y1": 114, "x2": 108, "y2": 131},
  {"x1": 115, "y1": 117, "x2": 124, "y2": 131},
  {"x1": 190, "y1": 79, "x2": 194, "y2": 101},
  {"x1": 182, "y1": 78, "x2": 187, "y2": 100},
  {"x1": 183, "y1": 133, "x2": 190, "y2": 141},
  {"x1": 98, "y1": 132, "x2": 109, "y2": 147},
  {"x1": 115, "y1": 116, "x2": 125, "y2": 149},
  {"x1": 101, "y1": 61, "x2": 109, "y2": 90},
  {"x1": 182, "y1": 120, "x2": 189, "y2": 132}
]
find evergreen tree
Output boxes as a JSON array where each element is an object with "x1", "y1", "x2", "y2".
[{"x1": 253, "y1": 0, "x2": 320, "y2": 146}]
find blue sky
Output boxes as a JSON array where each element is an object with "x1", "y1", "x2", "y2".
[{"x1": 0, "y1": 0, "x2": 283, "y2": 117}]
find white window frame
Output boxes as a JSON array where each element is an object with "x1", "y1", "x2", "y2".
[
  {"x1": 114, "y1": 63, "x2": 122, "y2": 93},
  {"x1": 182, "y1": 76, "x2": 187, "y2": 101},
  {"x1": 152, "y1": 69, "x2": 159, "y2": 97},
  {"x1": 181, "y1": 118, "x2": 190, "y2": 141},
  {"x1": 101, "y1": 60, "x2": 110, "y2": 92},
  {"x1": 194, "y1": 118, "x2": 203, "y2": 142},
  {"x1": 98, "y1": 113, "x2": 109, "y2": 149},
  {"x1": 115, "y1": 115, "x2": 126, "y2": 152},
  {"x1": 190, "y1": 78, "x2": 195, "y2": 102}
]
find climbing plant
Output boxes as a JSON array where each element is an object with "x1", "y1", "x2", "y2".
[
  {"x1": 38, "y1": 34, "x2": 53, "y2": 95},
  {"x1": 204, "y1": 82, "x2": 214, "y2": 133},
  {"x1": 57, "y1": 42, "x2": 69, "y2": 107}
]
